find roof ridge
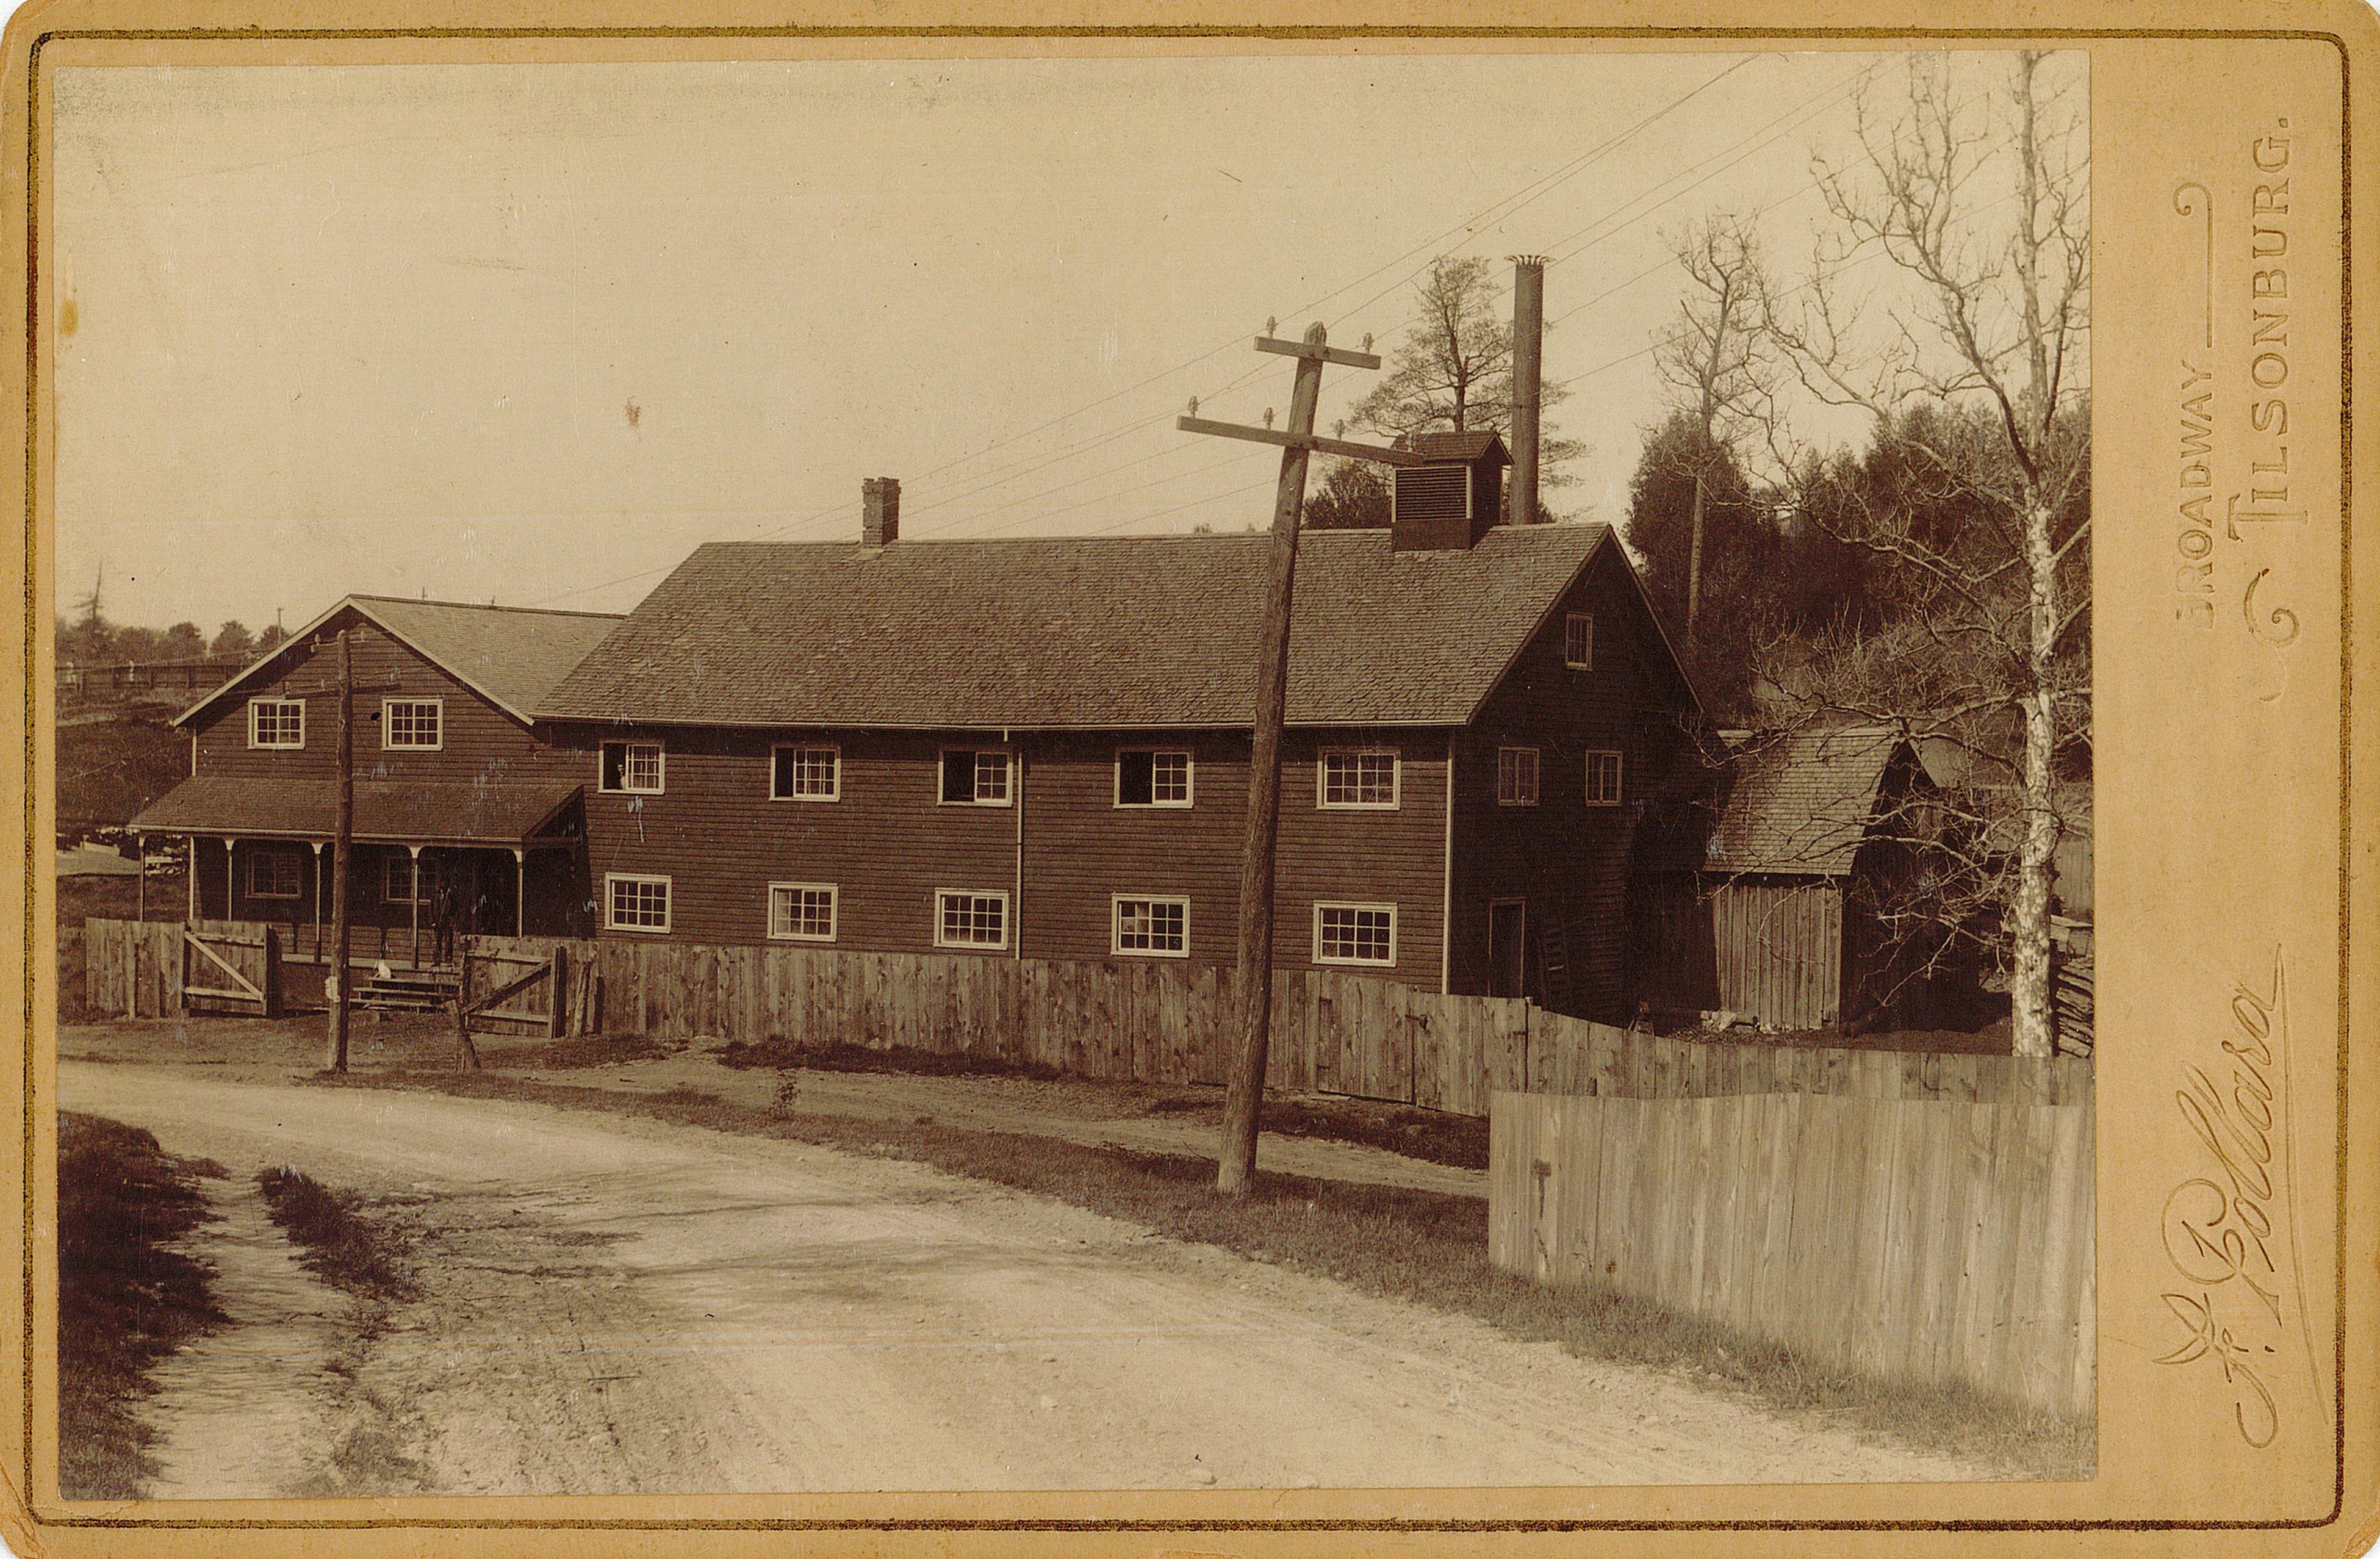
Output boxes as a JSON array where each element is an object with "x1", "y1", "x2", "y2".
[
  {"x1": 696, "y1": 520, "x2": 1608, "y2": 551},
  {"x1": 348, "y1": 594, "x2": 625, "y2": 620}
]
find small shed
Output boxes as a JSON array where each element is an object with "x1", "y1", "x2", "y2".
[{"x1": 1630, "y1": 725, "x2": 1944, "y2": 1032}]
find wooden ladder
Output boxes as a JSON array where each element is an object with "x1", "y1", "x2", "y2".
[{"x1": 1537, "y1": 918, "x2": 1572, "y2": 1011}]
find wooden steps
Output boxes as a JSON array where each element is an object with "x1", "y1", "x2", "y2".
[{"x1": 355, "y1": 967, "x2": 461, "y2": 1013}]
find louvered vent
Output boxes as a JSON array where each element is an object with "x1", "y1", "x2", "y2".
[{"x1": 1393, "y1": 464, "x2": 1468, "y2": 527}]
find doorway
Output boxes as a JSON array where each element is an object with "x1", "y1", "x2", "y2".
[{"x1": 1488, "y1": 899, "x2": 1527, "y2": 998}]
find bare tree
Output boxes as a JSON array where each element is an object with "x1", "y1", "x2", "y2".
[
  {"x1": 1747, "y1": 51, "x2": 2090, "y2": 1057},
  {"x1": 1653, "y1": 215, "x2": 1769, "y2": 644}
]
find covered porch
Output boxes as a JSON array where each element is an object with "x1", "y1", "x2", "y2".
[{"x1": 130, "y1": 776, "x2": 590, "y2": 972}]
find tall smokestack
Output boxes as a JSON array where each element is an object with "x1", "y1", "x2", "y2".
[
  {"x1": 1509, "y1": 255, "x2": 1546, "y2": 526},
  {"x1": 862, "y1": 477, "x2": 901, "y2": 545}
]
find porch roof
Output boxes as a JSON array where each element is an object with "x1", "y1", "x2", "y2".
[{"x1": 131, "y1": 776, "x2": 581, "y2": 848}]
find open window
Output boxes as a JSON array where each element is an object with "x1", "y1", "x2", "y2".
[
  {"x1": 772, "y1": 744, "x2": 839, "y2": 801},
  {"x1": 940, "y1": 749, "x2": 1012, "y2": 806},
  {"x1": 600, "y1": 740, "x2": 665, "y2": 794},
  {"x1": 1115, "y1": 749, "x2": 1192, "y2": 807}
]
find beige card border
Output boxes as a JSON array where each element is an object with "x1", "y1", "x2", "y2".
[{"x1": 1, "y1": 6, "x2": 2372, "y2": 1554}]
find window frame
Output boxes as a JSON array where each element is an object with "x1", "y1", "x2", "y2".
[
  {"x1": 1110, "y1": 894, "x2": 1191, "y2": 959},
  {"x1": 1584, "y1": 749, "x2": 1626, "y2": 807},
  {"x1": 770, "y1": 743, "x2": 841, "y2": 802},
  {"x1": 243, "y1": 845, "x2": 304, "y2": 900},
  {"x1": 1564, "y1": 611, "x2": 1595, "y2": 671},
  {"x1": 247, "y1": 697, "x2": 306, "y2": 750},
  {"x1": 1113, "y1": 747, "x2": 1195, "y2": 809},
  {"x1": 1496, "y1": 745, "x2": 1541, "y2": 807},
  {"x1": 603, "y1": 871, "x2": 674, "y2": 934},
  {"x1": 599, "y1": 739, "x2": 667, "y2": 796},
  {"x1": 933, "y1": 888, "x2": 1012, "y2": 951},
  {"x1": 937, "y1": 747, "x2": 1015, "y2": 808},
  {"x1": 1312, "y1": 901, "x2": 1399, "y2": 968},
  {"x1": 380, "y1": 697, "x2": 445, "y2": 752},
  {"x1": 766, "y1": 881, "x2": 839, "y2": 943},
  {"x1": 1316, "y1": 746, "x2": 1401, "y2": 810},
  {"x1": 381, "y1": 852, "x2": 439, "y2": 906}
]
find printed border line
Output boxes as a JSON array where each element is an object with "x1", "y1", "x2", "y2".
[{"x1": 13, "y1": 21, "x2": 2354, "y2": 1535}]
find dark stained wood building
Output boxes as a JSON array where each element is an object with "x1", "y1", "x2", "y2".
[{"x1": 137, "y1": 488, "x2": 1702, "y2": 1019}]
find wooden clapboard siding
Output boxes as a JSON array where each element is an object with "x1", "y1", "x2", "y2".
[
  {"x1": 1490, "y1": 1089, "x2": 2094, "y2": 1420},
  {"x1": 1450, "y1": 541, "x2": 1696, "y2": 1018}
]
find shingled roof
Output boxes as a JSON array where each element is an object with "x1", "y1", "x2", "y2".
[
  {"x1": 539, "y1": 523, "x2": 1622, "y2": 729},
  {"x1": 1397, "y1": 430, "x2": 1510, "y2": 464},
  {"x1": 1708, "y1": 726, "x2": 1906, "y2": 877},
  {"x1": 176, "y1": 597, "x2": 624, "y2": 728}
]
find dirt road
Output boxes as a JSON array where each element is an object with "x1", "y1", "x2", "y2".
[{"x1": 62, "y1": 1060, "x2": 1993, "y2": 1494}]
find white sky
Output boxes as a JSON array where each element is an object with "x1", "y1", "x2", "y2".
[{"x1": 49, "y1": 48, "x2": 2076, "y2": 632}]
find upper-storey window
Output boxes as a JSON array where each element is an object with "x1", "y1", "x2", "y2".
[
  {"x1": 1318, "y1": 747, "x2": 1398, "y2": 809},
  {"x1": 772, "y1": 744, "x2": 839, "y2": 801},
  {"x1": 1497, "y1": 746, "x2": 1541, "y2": 806},
  {"x1": 248, "y1": 697, "x2": 304, "y2": 750},
  {"x1": 1115, "y1": 748, "x2": 1193, "y2": 807},
  {"x1": 383, "y1": 698, "x2": 444, "y2": 751},
  {"x1": 1565, "y1": 612, "x2": 1595, "y2": 671},
  {"x1": 600, "y1": 740, "x2": 665, "y2": 795},
  {"x1": 941, "y1": 748, "x2": 1012, "y2": 807},
  {"x1": 1585, "y1": 749, "x2": 1625, "y2": 806}
]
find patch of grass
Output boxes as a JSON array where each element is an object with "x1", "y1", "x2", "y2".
[
  {"x1": 714, "y1": 1036, "x2": 1070, "y2": 1082},
  {"x1": 309, "y1": 1068, "x2": 2091, "y2": 1479},
  {"x1": 255, "y1": 1167, "x2": 416, "y2": 1303},
  {"x1": 516, "y1": 1032, "x2": 677, "y2": 1070},
  {"x1": 1256, "y1": 1096, "x2": 1487, "y2": 1171},
  {"x1": 56, "y1": 1112, "x2": 226, "y2": 1500}
]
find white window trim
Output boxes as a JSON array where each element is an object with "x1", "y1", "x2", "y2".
[
  {"x1": 933, "y1": 887, "x2": 1012, "y2": 949},
  {"x1": 766, "y1": 881, "x2": 839, "y2": 942},
  {"x1": 247, "y1": 697, "x2": 305, "y2": 750},
  {"x1": 1585, "y1": 749, "x2": 1626, "y2": 807},
  {"x1": 1113, "y1": 747, "x2": 1196, "y2": 809},
  {"x1": 603, "y1": 871, "x2": 674, "y2": 934},
  {"x1": 1497, "y1": 745, "x2": 1541, "y2": 807},
  {"x1": 1312, "y1": 901, "x2": 1400, "y2": 968},
  {"x1": 1111, "y1": 894, "x2": 1192, "y2": 959},
  {"x1": 380, "y1": 696, "x2": 445, "y2": 752},
  {"x1": 1564, "y1": 611, "x2": 1595, "y2": 671},
  {"x1": 937, "y1": 747, "x2": 1015, "y2": 808},
  {"x1": 1315, "y1": 747, "x2": 1401, "y2": 811},
  {"x1": 600, "y1": 739, "x2": 667, "y2": 796},
  {"x1": 770, "y1": 743, "x2": 841, "y2": 802},
  {"x1": 243, "y1": 846, "x2": 304, "y2": 900}
]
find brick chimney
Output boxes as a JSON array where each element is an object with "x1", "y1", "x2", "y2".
[{"x1": 862, "y1": 477, "x2": 901, "y2": 545}]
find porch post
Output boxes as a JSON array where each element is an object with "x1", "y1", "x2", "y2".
[
  {"x1": 223, "y1": 837, "x2": 237, "y2": 925},
  {"x1": 407, "y1": 844, "x2": 423, "y2": 968},
  {"x1": 513, "y1": 848, "x2": 526, "y2": 938},
  {"x1": 135, "y1": 834, "x2": 145, "y2": 923},
  {"x1": 185, "y1": 836, "x2": 196, "y2": 922}
]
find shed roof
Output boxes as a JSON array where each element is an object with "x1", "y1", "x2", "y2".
[
  {"x1": 539, "y1": 522, "x2": 1653, "y2": 730},
  {"x1": 1398, "y1": 430, "x2": 1511, "y2": 464},
  {"x1": 174, "y1": 597, "x2": 624, "y2": 729},
  {"x1": 1707, "y1": 726, "x2": 1905, "y2": 877},
  {"x1": 131, "y1": 776, "x2": 583, "y2": 846}
]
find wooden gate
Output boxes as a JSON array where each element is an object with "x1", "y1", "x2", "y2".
[
  {"x1": 181, "y1": 925, "x2": 280, "y2": 1017},
  {"x1": 457, "y1": 944, "x2": 578, "y2": 1041}
]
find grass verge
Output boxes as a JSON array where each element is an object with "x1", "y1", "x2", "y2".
[
  {"x1": 309, "y1": 1067, "x2": 2091, "y2": 1479},
  {"x1": 715, "y1": 1036, "x2": 1070, "y2": 1081},
  {"x1": 56, "y1": 1112, "x2": 226, "y2": 1499},
  {"x1": 256, "y1": 1167, "x2": 417, "y2": 1303}
]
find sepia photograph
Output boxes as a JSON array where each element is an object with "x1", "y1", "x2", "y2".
[{"x1": 41, "y1": 40, "x2": 2102, "y2": 1502}]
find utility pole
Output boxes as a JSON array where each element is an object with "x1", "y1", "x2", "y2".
[
  {"x1": 1180, "y1": 322, "x2": 1397, "y2": 1195},
  {"x1": 326, "y1": 628, "x2": 353, "y2": 1073}
]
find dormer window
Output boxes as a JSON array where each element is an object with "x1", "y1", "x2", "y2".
[
  {"x1": 1565, "y1": 613, "x2": 1595, "y2": 671},
  {"x1": 248, "y1": 697, "x2": 304, "y2": 749}
]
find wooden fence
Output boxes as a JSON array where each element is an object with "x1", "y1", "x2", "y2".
[
  {"x1": 1488, "y1": 1088, "x2": 2096, "y2": 1420},
  {"x1": 81, "y1": 920, "x2": 2092, "y2": 1114}
]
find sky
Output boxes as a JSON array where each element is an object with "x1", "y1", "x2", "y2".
[{"x1": 48, "y1": 48, "x2": 2080, "y2": 633}]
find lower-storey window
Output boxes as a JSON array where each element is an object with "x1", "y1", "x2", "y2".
[
  {"x1": 1113, "y1": 895, "x2": 1189, "y2": 957},
  {"x1": 1314, "y1": 902, "x2": 1397, "y2": 967},
  {"x1": 245, "y1": 846, "x2": 303, "y2": 899},
  {"x1": 606, "y1": 873, "x2": 672, "y2": 932},
  {"x1": 935, "y1": 889, "x2": 1008, "y2": 950},
  {"x1": 768, "y1": 882, "x2": 837, "y2": 942}
]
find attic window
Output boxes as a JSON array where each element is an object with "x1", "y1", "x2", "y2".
[
  {"x1": 1585, "y1": 750, "x2": 1624, "y2": 806},
  {"x1": 601, "y1": 740, "x2": 665, "y2": 794},
  {"x1": 1564, "y1": 613, "x2": 1595, "y2": 671}
]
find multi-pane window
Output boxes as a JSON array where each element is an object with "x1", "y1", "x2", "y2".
[
  {"x1": 1113, "y1": 896, "x2": 1189, "y2": 957},
  {"x1": 1497, "y1": 746, "x2": 1541, "y2": 806},
  {"x1": 768, "y1": 883, "x2": 837, "y2": 942},
  {"x1": 935, "y1": 890, "x2": 1008, "y2": 949},
  {"x1": 600, "y1": 740, "x2": 665, "y2": 794},
  {"x1": 1314, "y1": 902, "x2": 1397, "y2": 967},
  {"x1": 606, "y1": 873, "x2": 672, "y2": 932},
  {"x1": 772, "y1": 745, "x2": 839, "y2": 801},
  {"x1": 383, "y1": 699, "x2": 443, "y2": 750},
  {"x1": 1318, "y1": 748, "x2": 1398, "y2": 808},
  {"x1": 248, "y1": 698, "x2": 304, "y2": 749},
  {"x1": 1565, "y1": 612, "x2": 1595, "y2": 671},
  {"x1": 940, "y1": 749, "x2": 1013, "y2": 806},
  {"x1": 382, "y1": 854, "x2": 441, "y2": 906},
  {"x1": 245, "y1": 847, "x2": 303, "y2": 899},
  {"x1": 1585, "y1": 750, "x2": 1625, "y2": 805},
  {"x1": 1115, "y1": 749, "x2": 1193, "y2": 807}
]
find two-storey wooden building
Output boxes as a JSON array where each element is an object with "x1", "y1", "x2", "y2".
[{"x1": 135, "y1": 475, "x2": 1702, "y2": 1017}]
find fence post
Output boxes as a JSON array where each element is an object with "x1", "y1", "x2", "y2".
[
  {"x1": 454, "y1": 946, "x2": 480, "y2": 1071},
  {"x1": 262, "y1": 925, "x2": 282, "y2": 1018},
  {"x1": 548, "y1": 945, "x2": 569, "y2": 1039}
]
